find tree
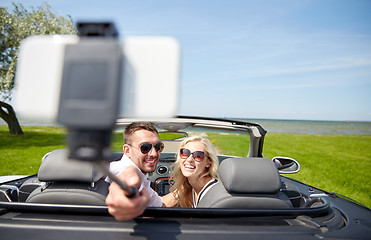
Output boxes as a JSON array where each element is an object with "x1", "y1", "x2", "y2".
[{"x1": 0, "y1": 3, "x2": 76, "y2": 135}]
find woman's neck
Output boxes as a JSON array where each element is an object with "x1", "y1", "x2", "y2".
[{"x1": 188, "y1": 175, "x2": 212, "y2": 194}]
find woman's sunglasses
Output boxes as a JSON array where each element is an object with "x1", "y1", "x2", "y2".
[
  {"x1": 129, "y1": 142, "x2": 164, "y2": 154},
  {"x1": 179, "y1": 148, "x2": 207, "y2": 162}
]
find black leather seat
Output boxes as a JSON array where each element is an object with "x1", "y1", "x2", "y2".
[
  {"x1": 26, "y1": 149, "x2": 109, "y2": 205},
  {"x1": 198, "y1": 157, "x2": 292, "y2": 208}
]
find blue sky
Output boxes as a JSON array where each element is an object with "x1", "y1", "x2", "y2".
[{"x1": 3, "y1": 0, "x2": 371, "y2": 121}]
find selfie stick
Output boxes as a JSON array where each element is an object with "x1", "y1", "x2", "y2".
[
  {"x1": 58, "y1": 22, "x2": 137, "y2": 198},
  {"x1": 94, "y1": 162, "x2": 137, "y2": 198}
]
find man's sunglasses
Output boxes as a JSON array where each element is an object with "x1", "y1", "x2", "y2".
[
  {"x1": 129, "y1": 142, "x2": 164, "y2": 154},
  {"x1": 179, "y1": 148, "x2": 207, "y2": 162}
]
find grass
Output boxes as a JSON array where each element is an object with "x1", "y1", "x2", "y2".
[
  {"x1": 262, "y1": 133, "x2": 371, "y2": 209},
  {"x1": 0, "y1": 126, "x2": 67, "y2": 175},
  {"x1": 1, "y1": 125, "x2": 370, "y2": 208},
  {"x1": 207, "y1": 132, "x2": 371, "y2": 208}
]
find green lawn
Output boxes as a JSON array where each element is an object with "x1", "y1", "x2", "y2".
[
  {"x1": 263, "y1": 133, "x2": 371, "y2": 207},
  {"x1": 0, "y1": 126, "x2": 67, "y2": 175},
  {"x1": 1, "y1": 125, "x2": 370, "y2": 208}
]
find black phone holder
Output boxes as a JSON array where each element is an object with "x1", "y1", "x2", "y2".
[{"x1": 58, "y1": 22, "x2": 122, "y2": 162}]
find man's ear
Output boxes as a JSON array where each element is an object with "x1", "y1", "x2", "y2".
[{"x1": 123, "y1": 144, "x2": 131, "y2": 157}]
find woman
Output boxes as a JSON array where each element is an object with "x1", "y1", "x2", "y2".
[{"x1": 165, "y1": 136, "x2": 219, "y2": 208}]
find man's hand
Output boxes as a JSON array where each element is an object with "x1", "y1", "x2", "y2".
[{"x1": 105, "y1": 166, "x2": 150, "y2": 221}]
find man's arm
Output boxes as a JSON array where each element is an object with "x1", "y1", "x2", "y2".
[{"x1": 105, "y1": 166, "x2": 150, "y2": 221}]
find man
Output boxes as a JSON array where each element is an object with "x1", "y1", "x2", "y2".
[{"x1": 105, "y1": 122, "x2": 174, "y2": 221}]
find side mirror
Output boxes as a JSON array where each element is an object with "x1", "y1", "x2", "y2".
[{"x1": 272, "y1": 156, "x2": 300, "y2": 174}]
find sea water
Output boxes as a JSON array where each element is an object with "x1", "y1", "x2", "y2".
[
  {"x1": 2, "y1": 118, "x2": 371, "y2": 135},
  {"x1": 238, "y1": 119, "x2": 371, "y2": 135}
]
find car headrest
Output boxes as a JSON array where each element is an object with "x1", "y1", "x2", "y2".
[
  {"x1": 38, "y1": 149, "x2": 106, "y2": 183},
  {"x1": 219, "y1": 157, "x2": 281, "y2": 194}
]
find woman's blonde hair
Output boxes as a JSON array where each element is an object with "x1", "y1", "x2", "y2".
[{"x1": 169, "y1": 136, "x2": 219, "y2": 207}]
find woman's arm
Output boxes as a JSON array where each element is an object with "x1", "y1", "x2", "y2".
[{"x1": 161, "y1": 192, "x2": 178, "y2": 207}]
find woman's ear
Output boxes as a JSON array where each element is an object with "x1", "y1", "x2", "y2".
[{"x1": 206, "y1": 158, "x2": 211, "y2": 168}]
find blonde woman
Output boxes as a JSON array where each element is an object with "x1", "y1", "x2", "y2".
[{"x1": 163, "y1": 136, "x2": 219, "y2": 208}]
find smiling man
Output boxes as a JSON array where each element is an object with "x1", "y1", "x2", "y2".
[{"x1": 106, "y1": 122, "x2": 164, "y2": 208}]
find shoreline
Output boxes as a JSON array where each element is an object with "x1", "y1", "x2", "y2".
[{"x1": 1, "y1": 118, "x2": 371, "y2": 135}]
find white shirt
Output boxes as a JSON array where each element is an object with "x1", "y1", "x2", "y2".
[
  {"x1": 192, "y1": 178, "x2": 218, "y2": 208},
  {"x1": 107, "y1": 154, "x2": 163, "y2": 207}
]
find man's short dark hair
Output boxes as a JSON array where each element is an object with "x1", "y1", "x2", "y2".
[{"x1": 124, "y1": 122, "x2": 158, "y2": 144}]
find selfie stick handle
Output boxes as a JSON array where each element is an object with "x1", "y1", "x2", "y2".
[
  {"x1": 106, "y1": 171, "x2": 137, "y2": 198},
  {"x1": 95, "y1": 162, "x2": 137, "y2": 198}
]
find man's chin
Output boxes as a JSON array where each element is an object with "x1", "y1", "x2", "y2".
[{"x1": 143, "y1": 163, "x2": 157, "y2": 173}]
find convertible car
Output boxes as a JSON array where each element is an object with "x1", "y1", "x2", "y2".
[{"x1": 0, "y1": 116, "x2": 370, "y2": 240}]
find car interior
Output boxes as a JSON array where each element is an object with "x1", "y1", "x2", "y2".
[{"x1": 8, "y1": 148, "x2": 320, "y2": 211}]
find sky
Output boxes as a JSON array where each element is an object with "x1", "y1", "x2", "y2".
[{"x1": 2, "y1": 0, "x2": 371, "y2": 121}]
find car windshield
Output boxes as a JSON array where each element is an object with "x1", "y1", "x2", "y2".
[{"x1": 113, "y1": 125, "x2": 251, "y2": 157}]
